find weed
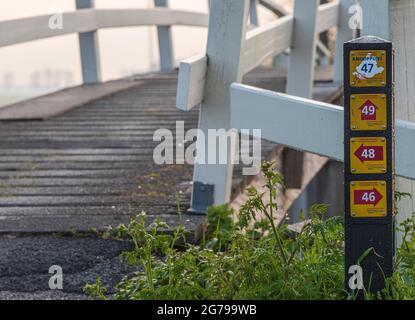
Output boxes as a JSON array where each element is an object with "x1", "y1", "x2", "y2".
[{"x1": 85, "y1": 161, "x2": 415, "y2": 300}]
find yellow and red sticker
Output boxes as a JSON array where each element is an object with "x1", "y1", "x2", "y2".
[
  {"x1": 350, "y1": 137, "x2": 387, "y2": 174},
  {"x1": 350, "y1": 181, "x2": 387, "y2": 218},
  {"x1": 349, "y1": 50, "x2": 387, "y2": 87},
  {"x1": 350, "y1": 94, "x2": 387, "y2": 131}
]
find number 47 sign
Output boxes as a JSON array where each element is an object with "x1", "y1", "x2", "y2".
[{"x1": 350, "y1": 50, "x2": 387, "y2": 87}]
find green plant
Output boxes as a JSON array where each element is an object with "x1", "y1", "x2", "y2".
[{"x1": 85, "y1": 162, "x2": 415, "y2": 300}]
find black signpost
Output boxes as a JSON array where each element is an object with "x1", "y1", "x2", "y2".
[{"x1": 344, "y1": 36, "x2": 395, "y2": 297}]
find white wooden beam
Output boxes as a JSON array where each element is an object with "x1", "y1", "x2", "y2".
[
  {"x1": 230, "y1": 83, "x2": 415, "y2": 180},
  {"x1": 360, "y1": 0, "x2": 390, "y2": 39},
  {"x1": 191, "y1": 0, "x2": 250, "y2": 211},
  {"x1": 96, "y1": 9, "x2": 209, "y2": 29},
  {"x1": 155, "y1": 0, "x2": 174, "y2": 72},
  {"x1": 389, "y1": 0, "x2": 415, "y2": 244},
  {"x1": 258, "y1": 0, "x2": 289, "y2": 17},
  {"x1": 249, "y1": 0, "x2": 259, "y2": 26},
  {"x1": 242, "y1": 16, "x2": 294, "y2": 74},
  {"x1": 0, "y1": 9, "x2": 209, "y2": 48},
  {"x1": 76, "y1": 0, "x2": 101, "y2": 84},
  {"x1": 176, "y1": 54, "x2": 207, "y2": 111},
  {"x1": 231, "y1": 83, "x2": 344, "y2": 161},
  {"x1": 0, "y1": 10, "x2": 97, "y2": 48},
  {"x1": 286, "y1": 0, "x2": 319, "y2": 99},
  {"x1": 333, "y1": 0, "x2": 357, "y2": 83},
  {"x1": 177, "y1": 15, "x2": 294, "y2": 110},
  {"x1": 316, "y1": 0, "x2": 340, "y2": 34}
]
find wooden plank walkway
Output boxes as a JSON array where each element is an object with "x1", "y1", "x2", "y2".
[{"x1": 0, "y1": 67, "x2": 341, "y2": 235}]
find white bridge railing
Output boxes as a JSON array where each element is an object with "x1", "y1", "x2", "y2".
[
  {"x1": 0, "y1": 0, "x2": 210, "y2": 84},
  {"x1": 176, "y1": 0, "x2": 415, "y2": 213},
  {"x1": 0, "y1": 0, "x2": 288, "y2": 86}
]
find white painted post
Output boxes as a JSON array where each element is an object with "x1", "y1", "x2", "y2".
[
  {"x1": 333, "y1": 0, "x2": 357, "y2": 83},
  {"x1": 190, "y1": 0, "x2": 250, "y2": 213},
  {"x1": 389, "y1": 0, "x2": 415, "y2": 245},
  {"x1": 360, "y1": 0, "x2": 390, "y2": 40},
  {"x1": 155, "y1": 0, "x2": 174, "y2": 72},
  {"x1": 361, "y1": 0, "x2": 415, "y2": 245},
  {"x1": 76, "y1": 0, "x2": 101, "y2": 84},
  {"x1": 284, "y1": 0, "x2": 319, "y2": 189},
  {"x1": 286, "y1": 0, "x2": 319, "y2": 99},
  {"x1": 250, "y1": 0, "x2": 259, "y2": 26}
]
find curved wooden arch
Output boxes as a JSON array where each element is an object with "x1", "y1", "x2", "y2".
[{"x1": 0, "y1": 8, "x2": 209, "y2": 48}]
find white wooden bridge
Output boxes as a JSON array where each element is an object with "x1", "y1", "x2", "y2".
[{"x1": 0, "y1": 0, "x2": 414, "y2": 238}]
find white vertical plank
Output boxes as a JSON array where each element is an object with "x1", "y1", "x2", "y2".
[
  {"x1": 76, "y1": 0, "x2": 101, "y2": 84},
  {"x1": 286, "y1": 0, "x2": 319, "y2": 98},
  {"x1": 250, "y1": 0, "x2": 259, "y2": 26},
  {"x1": 360, "y1": 0, "x2": 390, "y2": 39},
  {"x1": 176, "y1": 54, "x2": 208, "y2": 111},
  {"x1": 155, "y1": 0, "x2": 174, "y2": 71},
  {"x1": 191, "y1": 0, "x2": 250, "y2": 211},
  {"x1": 390, "y1": 0, "x2": 415, "y2": 245},
  {"x1": 284, "y1": 0, "x2": 319, "y2": 189},
  {"x1": 333, "y1": 0, "x2": 357, "y2": 83}
]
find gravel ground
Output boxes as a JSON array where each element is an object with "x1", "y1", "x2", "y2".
[{"x1": 0, "y1": 235, "x2": 135, "y2": 300}]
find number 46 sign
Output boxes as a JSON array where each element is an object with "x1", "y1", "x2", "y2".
[{"x1": 350, "y1": 181, "x2": 387, "y2": 218}]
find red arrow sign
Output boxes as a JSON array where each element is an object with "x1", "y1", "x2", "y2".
[
  {"x1": 359, "y1": 100, "x2": 378, "y2": 120},
  {"x1": 354, "y1": 144, "x2": 383, "y2": 163},
  {"x1": 354, "y1": 188, "x2": 383, "y2": 207}
]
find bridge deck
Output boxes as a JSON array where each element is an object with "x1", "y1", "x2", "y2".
[{"x1": 0, "y1": 67, "x2": 341, "y2": 236}]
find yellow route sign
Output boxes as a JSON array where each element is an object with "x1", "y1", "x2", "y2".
[
  {"x1": 350, "y1": 181, "x2": 387, "y2": 218},
  {"x1": 350, "y1": 94, "x2": 387, "y2": 131},
  {"x1": 350, "y1": 137, "x2": 387, "y2": 174},
  {"x1": 349, "y1": 50, "x2": 387, "y2": 87}
]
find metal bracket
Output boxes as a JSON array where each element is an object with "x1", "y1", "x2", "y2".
[{"x1": 188, "y1": 182, "x2": 214, "y2": 215}]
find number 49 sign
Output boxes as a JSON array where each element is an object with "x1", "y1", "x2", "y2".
[{"x1": 350, "y1": 94, "x2": 387, "y2": 131}]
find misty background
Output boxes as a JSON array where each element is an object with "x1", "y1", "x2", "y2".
[{"x1": 0, "y1": 0, "x2": 292, "y2": 107}]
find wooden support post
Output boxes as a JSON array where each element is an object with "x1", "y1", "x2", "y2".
[
  {"x1": 360, "y1": 0, "x2": 390, "y2": 40},
  {"x1": 318, "y1": 0, "x2": 330, "y2": 66},
  {"x1": 190, "y1": 0, "x2": 249, "y2": 213},
  {"x1": 286, "y1": 0, "x2": 319, "y2": 98},
  {"x1": 361, "y1": 0, "x2": 415, "y2": 247},
  {"x1": 333, "y1": 0, "x2": 357, "y2": 83},
  {"x1": 284, "y1": 0, "x2": 319, "y2": 189},
  {"x1": 76, "y1": 0, "x2": 101, "y2": 84},
  {"x1": 389, "y1": 0, "x2": 415, "y2": 246},
  {"x1": 282, "y1": 148, "x2": 304, "y2": 189},
  {"x1": 155, "y1": 0, "x2": 174, "y2": 72},
  {"x1": 249, "y1": 0, "x2": 259, "y2": 26}
]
